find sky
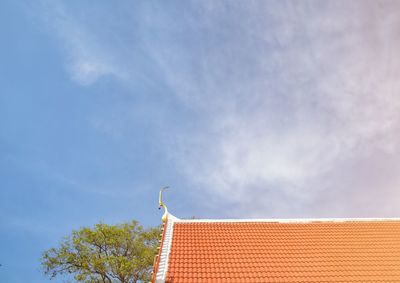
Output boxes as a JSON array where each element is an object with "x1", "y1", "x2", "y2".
[{"x1": 1, "y1": 0, "x2": 400, "y2": 282}]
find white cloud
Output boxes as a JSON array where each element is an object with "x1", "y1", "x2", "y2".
[
  {"x1": 36, "y1": 1, "x2": 127, "y2": 85},
  {"x1": 68, "y1": 60, "x2": 111, "y2": 85},
  {"x1": 151, "y1": 1, "x2": 400, "y2": 217},
  {"x1": 32, "y1": 1, "x2": 400, "y2": 217}
]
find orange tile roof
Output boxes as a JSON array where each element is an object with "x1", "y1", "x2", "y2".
[{"x1": 153, "y1": 217, "x2": 400, "y2": 283}]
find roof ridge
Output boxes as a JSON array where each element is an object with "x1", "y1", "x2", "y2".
[{"x1": 175, "y1": 217, "x2": 400, "y2": 223}]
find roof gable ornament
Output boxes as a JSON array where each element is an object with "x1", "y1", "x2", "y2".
[{"x1": 158, "y1": 186, "x2": 169, "y2": 222}]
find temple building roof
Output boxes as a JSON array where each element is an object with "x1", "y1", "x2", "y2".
[{"x1": 152, "y1": 213, "x2": 400, "y2": 283}]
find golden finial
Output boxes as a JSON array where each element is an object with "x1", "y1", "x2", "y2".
[{"x1": 159, "y1": 186, "x2": 169, "y2": 222}]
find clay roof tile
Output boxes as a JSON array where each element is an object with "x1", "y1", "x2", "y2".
[{"x1": 153, "y1": 217, "x2": 400, "y2": 282}]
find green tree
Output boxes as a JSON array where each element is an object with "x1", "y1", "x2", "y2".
[{"x1": 41, "y1": 220, "x2": 161, "y2": 283}]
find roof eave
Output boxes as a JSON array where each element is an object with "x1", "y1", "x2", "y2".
[{"x1": 152, "y1": 213, "x2": 179, "y2": 283}]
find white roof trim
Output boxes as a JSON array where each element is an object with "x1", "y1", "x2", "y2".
[
  {"x1": 175, "y1": 217, "x2": 400, "y2": 223},
  {"x1": 154, "y1": 213, "x2": 179, "y2": 283}
]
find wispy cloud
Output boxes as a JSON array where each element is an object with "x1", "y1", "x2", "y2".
[
  {"x1": 33, "y1": 1, "x2": 127, "y2": 85},
  {"x1": 148, "y1": 1, "x2": 400, "y2": 217},
  {"x1": 34, "y1": 0, "x2": 400, "y2": 217}
]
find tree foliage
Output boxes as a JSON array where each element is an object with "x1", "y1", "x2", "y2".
[{"x1": 41, "y1": 221, "x2": 161, "y2": 283}]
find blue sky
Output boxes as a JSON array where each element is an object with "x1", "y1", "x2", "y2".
[{"x1": 2, "y1": 1, "x2": 400, "y2": 282}]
